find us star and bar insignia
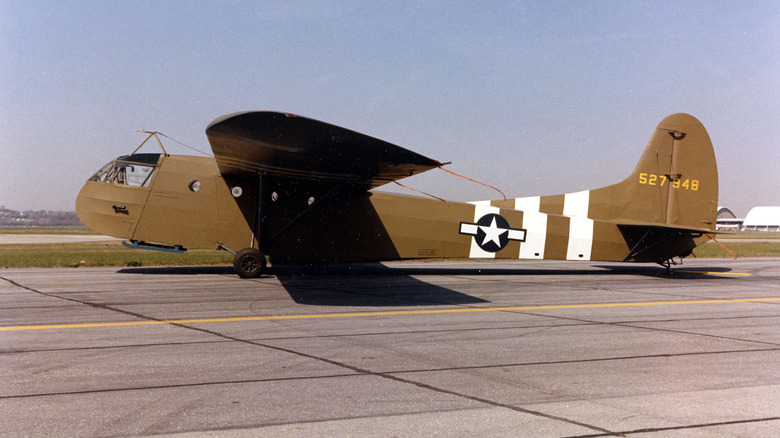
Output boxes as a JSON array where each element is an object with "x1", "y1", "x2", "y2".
[{"x1": 459, "y1": 213, "x2": 526, "y2": 252}]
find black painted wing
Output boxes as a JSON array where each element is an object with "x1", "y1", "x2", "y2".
[{"x1": 206, "y1": 111, "x2": 439, "y2": 188}]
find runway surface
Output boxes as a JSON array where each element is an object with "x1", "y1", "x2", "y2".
[{"x1": 1, "y1": 258, "x2": 779, "y2": 437}]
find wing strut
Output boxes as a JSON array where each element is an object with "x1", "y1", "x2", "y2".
[{"x1": 250, "y1": 174, "x2": 271, "y2": 252}]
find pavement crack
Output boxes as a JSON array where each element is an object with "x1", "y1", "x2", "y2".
[
  {"x1": 164, "y1": 321, "x2": 621, "y2": 436},
  {"x1": 563, "y1": 416, "x2": 780, "y2": 437},
  {"x1": 0, "y1": 372, "x2": 358, "y2": 400},
  {"x1": 517, "y1": 310, "x2": 780, "y2": 348},
  {"x1": 0, "y1": 275, "x2": 167, "y2": 323},
  {"x1": 385, "y1": 346, "x2": 780, "y2": 376}
]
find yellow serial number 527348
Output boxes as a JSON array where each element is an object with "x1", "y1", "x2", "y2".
[{"x1": 638, "y1": 173, "x2": 699, "y2": 191}]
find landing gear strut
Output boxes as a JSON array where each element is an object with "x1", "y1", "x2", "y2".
[
  {"x1": 658, "y1": 258, "x2": 681, "y2": 275},
  {"x1": 233, "y1": 248, "x2": 266, "y2": 278}
]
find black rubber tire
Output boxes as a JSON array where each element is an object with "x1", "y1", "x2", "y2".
[{"x1": 233, "y1": 248, "x2": 266, "y2": 278}]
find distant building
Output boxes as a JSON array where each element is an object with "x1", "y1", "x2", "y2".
[
  {"x1": 716, "y1": 206, "x2": 743, "y2": 231},
  {"x1": 743, "y1": 206, "x2": 780, "y2": 232}
]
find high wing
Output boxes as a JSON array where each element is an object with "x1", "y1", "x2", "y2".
[{"x1": 205, "y1": 111, "x2": 440, "y2": 188}]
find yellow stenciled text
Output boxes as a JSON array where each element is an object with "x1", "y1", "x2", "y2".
[{"x1": 638, "y1": 173, "x2": 698, "y2": 191}]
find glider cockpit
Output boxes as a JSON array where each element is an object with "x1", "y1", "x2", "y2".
[{"x1": 88, "y1": 153, "x2": 161, "y2": 188}]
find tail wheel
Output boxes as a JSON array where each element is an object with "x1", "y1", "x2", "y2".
[{"x1": 233, "y1": 248, "x2": 266, "y2": 278}]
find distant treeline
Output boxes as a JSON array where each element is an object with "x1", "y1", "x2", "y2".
[{"x1": 0, "y1": 208, "x2": 83, "y2": 227}]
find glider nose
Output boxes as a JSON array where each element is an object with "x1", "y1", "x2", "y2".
[
  {"x1": 76, "y1": 181, "x2": 123, "y2": 237},
  {"x1": 75, "y1": 181, "x2": 143, "y2": 238}
]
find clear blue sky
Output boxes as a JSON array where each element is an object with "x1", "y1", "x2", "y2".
[{"x1": 1, "y1": 1, "x2": 778, "y2": 217}]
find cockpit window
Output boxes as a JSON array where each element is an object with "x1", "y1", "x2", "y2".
[
  {"x1": 117, "y1": 153, "x2": 162, "y2": 165},
  {"x1": 89, "y1": 153, "x2": 161, "y2": 187}
]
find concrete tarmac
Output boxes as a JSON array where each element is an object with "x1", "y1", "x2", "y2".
[{"x1": 1, "y1": 258, "x2": 779, "y2": 437}]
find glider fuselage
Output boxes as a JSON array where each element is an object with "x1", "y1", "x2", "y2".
[{"x1": 76, "y1": 112, "x2": 718, "y2": 277}]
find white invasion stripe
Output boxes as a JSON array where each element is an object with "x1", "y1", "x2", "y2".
[
  {"x1": 460, "y1": 223, "x2": 478, "y2": 235},
  {"x1": 563, "y1": 190, "x2": 590, "y2": 217},
  {"x1": 514, "y1": 196, "x2": 540, "y2": 212},
  {"x1": 566, "y1": 216, "x2": 594, "y2": 261},
  {"x1": 469, "y1": 204, "x2": 500, "y2": 258},
  {"x1": 468, "y1": 200, "x2": 492, "y2": 206},
  {"x1": 519, "y1": 211, "x2": 547, "y2": 259}
]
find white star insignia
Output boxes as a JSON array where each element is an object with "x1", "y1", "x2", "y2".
[{"x1": 479, "y1": 217, "x2": 507, "y2": 247}]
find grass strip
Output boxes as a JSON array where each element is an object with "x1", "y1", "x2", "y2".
[
  {"x1": 692, "y1": 241, "x2": 780, "y2": 258},
  {"x1": 0, "y1": 227, "x2": 94, "y2": 235},
  {"x1": 0, "y1": 241, "x2": 232, "y2": 268},
  {"x1": 714, "y1": 231, "x2": 780, "y2": 240}
]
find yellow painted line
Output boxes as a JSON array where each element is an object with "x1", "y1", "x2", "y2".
[
  {"x1": 2, "y1": 297, "x2": 780, "y2": 332},
  {"x1": 676, "y1": 270, "x2": 752, "y2": 276}
]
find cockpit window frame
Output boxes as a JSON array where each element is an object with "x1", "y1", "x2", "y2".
[{"x1": 89, "y1": 153, "x2": 163, "y2": 188}]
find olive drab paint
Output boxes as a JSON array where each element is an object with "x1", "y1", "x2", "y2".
[{"x1": 76, "y1": 112, "x2": 718, "y2": 277}]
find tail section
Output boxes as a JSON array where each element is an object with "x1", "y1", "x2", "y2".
[
  {"x1": 485, "y1": 113, "x2": 718, "y2": 263},
  {"x1": 589, "y1": 113, "x2": 718, "y2": 230}
]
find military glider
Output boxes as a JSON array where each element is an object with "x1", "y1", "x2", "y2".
[{"x1": 76, "y1": 112, "x2": 718, "y2": 277}]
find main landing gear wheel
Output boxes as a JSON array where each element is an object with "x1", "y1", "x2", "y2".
[{"x1": 233, "y1": 248, "x2": 266, "y2": 278}]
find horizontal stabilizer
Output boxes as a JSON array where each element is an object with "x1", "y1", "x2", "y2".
[
  {"x1": 616, "y1": 221, "x2": 715, "y2": 235},
  {"x1": 206, "y1": 111, "x2": 440, "y2": 188},
  {"x1": 617, "y1": 223, "x2": 711, "y2": 263}
]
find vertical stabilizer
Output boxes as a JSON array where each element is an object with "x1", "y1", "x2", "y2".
[
  {"x1": 488, "y1": 114, "x2": 718, "y2": 231},
  {"x1": 591, "y1": 113, "x2": 719, "y2": 230}
]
